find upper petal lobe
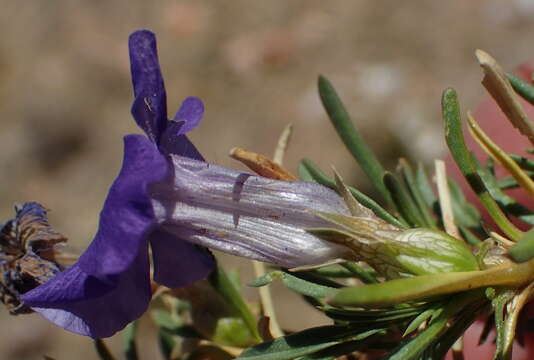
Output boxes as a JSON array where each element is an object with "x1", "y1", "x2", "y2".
[{"x1": 129, "y1": 30, "x2": 168, "y2": 142}]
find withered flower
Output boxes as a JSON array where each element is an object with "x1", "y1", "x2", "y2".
[{"x1": 0, "y1": 202, "x2": 66, "y2": 314}]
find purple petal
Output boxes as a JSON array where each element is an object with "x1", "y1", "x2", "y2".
[
  {"x1": 22, "y1": 250, "x2": 150, "y2": 338},
  {"x1": 159, "y1": 97, "x2": 205, "y2": 158},
  {"x1": 172, "y1": 97, "x2": 204, "y2": 134},
  {"x1": 150, "y1": 229, "x2": 214, "y2": 288},
  {"x1": 22, "y1": 135, "x2": 166, "y2": 337},
  {"x1": 150, "y1": 156, "x2": 352, "y2": 268},
  {"x1": 129, "y1": 30, "x2": 167, "y2": 142},
  {"x1": 77, "y1": 134, "x2": 168, "y2": 278},
  {"x1": 159, "y1": 124, "x2": 204, "y2": 160}
]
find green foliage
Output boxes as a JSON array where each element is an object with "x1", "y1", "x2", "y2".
[{"x1": 318, "y1": 75, "x2": 393, "y2": 207}]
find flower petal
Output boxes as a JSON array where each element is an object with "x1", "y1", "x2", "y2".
[
  {"x1": 22, "y1": 250, "x2": 150, "y2": 338},
  {"x1": 150, "y1": 156, "x2": 352, "y2": 268},
  {"x1": 159, "y1": 121, "x2": 204, "y2": 160},
  {"x1": 150, "y1": 229, "x2": 215, "y2": 288},
  {"x1": 77, "y1": 134, "x2": 168, "y2": 278},
  {"x1": 129, "y1": 30, "x2": 167, "y2": 142},
  {"x1": 159, "y1": 97, "x2": 205, "y2": 158},
  {"x1": 22, "y1": 134, "x2": 165, "y2": 337},
  {"x1": 172, "y1": 97, "x2": 204, "y2": 134}
]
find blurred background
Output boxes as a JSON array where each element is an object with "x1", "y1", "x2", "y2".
[{"x1": 1, "y1": 1, "x2": 534, "y2": 359}]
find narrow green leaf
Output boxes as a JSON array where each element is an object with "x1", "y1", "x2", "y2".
[
  {"x1": 298, "y1": 330, "x2": 386, "y2": 360},
  {"x1": 387, "y1": 292, "x2": 475, "y2": 360},
  {"x1": 509, "y1": 153, "x2": 534, "y2": 172},
  {"x1": 298, "y1": 162, "x2": 316, "y2": 182},
  {"x1": 383, "y1": 172, "x2": 425, "y2": 227},
  {"x1": 509, "y1": 229, "x2": 534, "y2": 263},
  {"x1": 447, "y1": 178, "x2": 482, "y2": 229},
  {"x1": 459, "y1": 225, "x2": 482, "y2": 246},
  {"x1": 94, "y1": 339, "x2": 116, "y2": 360},
  {"x1": 299, "y1": 158, "x2": 406, "y2": 228},
  {"x1": 123, "y1": 322, "x2": 139, "y2": 360},
  {"x1": 237, "y1": 325, "x2": 366, "y2": 360},
  {"x1": 313, "y1": 266, "x2": 359, "y2": 278},
  {"x1": 318, "y1": 75, "x2": 392, "y2": 206},
  {"x1": 398, "y1": 160, "x2": 437, "y2": 229},
  {"x1": 442, "y1": 88, "x2": 521, "y2": 240},
  {"x1": 506, "y1": 72, "x2": 534, "y2": 105},
  {"x1": 492, "y1": 290, "x2": 516, "y2": 360},
  {"x1": 476, "y1": 164, "x2": 534, "y2": 225},
  {"x1": 340, "y1": 262, "x2": 378, "y2": 284},
  {"x1": 486, "y1": 156, "x2": 496, "y2": 176},
  {"x1": 324, "y1": 306, "x2": 421, "y2": 325},
  {"x1": 496, "y1": 176, "x2": 519, "y2": 190},
  {"x1": 291, "y1": 269, "x2": 345, "y2": 289},
  {"x1": 424, "y1": 301, "x2": 489, "y2": 359},
  {"x1": 403, "y1": 308, "x2": 436, "y2": 336},
  {"x1": 210, "y1": 267, "x2": 260, "y2": 340},
  {"x1": 415, "y1": 163, "x2": 437, "y2": 208},
  {"x1": 250, "y1": 271, "x2": 338, "y2": 298}
]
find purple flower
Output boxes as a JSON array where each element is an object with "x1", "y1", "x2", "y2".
[
  {"x1": 150, "y1": 155, "x2": 354, "y2": 268},
  {"x1": 21, "y1": 30, "x2": 215, "y2": 338}
]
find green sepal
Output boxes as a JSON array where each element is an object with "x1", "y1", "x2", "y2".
[
  {"x1": 299, "y1": 158, "x2": 406, "y2": 228},
  {"x1": 389, "y1": 229, "x2": 479, "y2": 275},
  {"x1": 312, "y1": 211, "x2": 478, "y2": 277}
]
